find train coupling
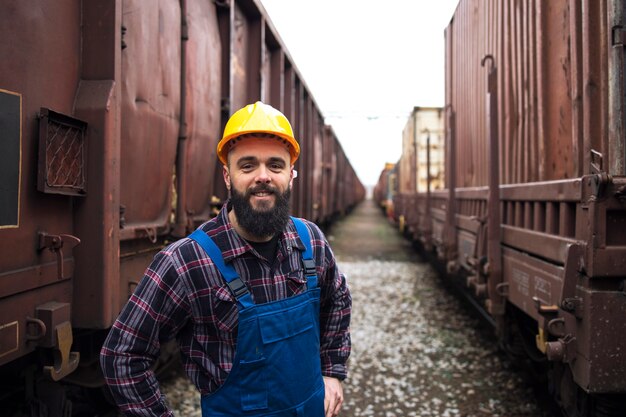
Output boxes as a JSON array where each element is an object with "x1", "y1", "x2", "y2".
[{"x1": 26, "y1": 302, "x2": 80, "y2": 381}]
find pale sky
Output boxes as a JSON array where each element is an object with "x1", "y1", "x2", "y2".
[{"x1": 259, "y1": 0, "x2": 459, "y2": 186}]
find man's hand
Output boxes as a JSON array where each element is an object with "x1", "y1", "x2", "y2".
[{"x1": 323, "y1": 376, "x2": 344, "y2": 417}]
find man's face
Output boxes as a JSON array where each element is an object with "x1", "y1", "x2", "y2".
[{"x1": 223, "y1": 136, "x2": 294, "y2": 238}]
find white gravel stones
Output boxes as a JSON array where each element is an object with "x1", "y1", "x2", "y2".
[
  {"x1": 160, "y1": 256, "x2": 553, "y2": 416},
  {"x1": 161, "y1": 374, "x2": 201, "y2": 417},
  {"x1": 338, "y1": 258, "x2": 548, "y2": 417}
]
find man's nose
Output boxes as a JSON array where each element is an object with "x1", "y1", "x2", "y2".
[{"x1": 255, "y1": 165, "x2": 271, "y2": 183}]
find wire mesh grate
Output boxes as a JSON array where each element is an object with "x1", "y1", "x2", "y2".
[{"x1": 38, "y1": 108, "x2": 87, "y2": 196}]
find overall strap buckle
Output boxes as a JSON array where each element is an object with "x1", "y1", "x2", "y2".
[
  {"x1": 291, "y1": 217, "x2": 318, "y2": 289},
  {"x1": 302, "y1": 259, "x2": 317, "y2": 278},
  {"x1": 226, "y1": 277, "x2": 249, "y2": 299}
]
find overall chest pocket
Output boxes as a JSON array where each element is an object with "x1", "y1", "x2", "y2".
[{"x1": 258, "y1": 299, "x2": 315, "y2": 344}]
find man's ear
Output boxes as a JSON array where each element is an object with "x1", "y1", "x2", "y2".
[
  {"x1": 223, "y1": 165, "x2": 231, "y2": 190},
  {"x1": 289, "y1": 166, "x2": 295, "y2": 188}
]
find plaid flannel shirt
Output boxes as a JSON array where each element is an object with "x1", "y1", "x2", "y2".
[{"x1": 100, "y1": 203, "x2": 351, "y2": 416}]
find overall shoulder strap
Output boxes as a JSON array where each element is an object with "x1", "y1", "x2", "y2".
[
  {"x1": 188, "y1": 229, "x2": 254, "y2": 308},
  {"x1": 290, "y1": 217, "x2": 318, "y2": 289}
]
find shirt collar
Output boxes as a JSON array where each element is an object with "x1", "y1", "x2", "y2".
[{"x1": 209, "y1": 201, "x2": 305, "y2": 263}]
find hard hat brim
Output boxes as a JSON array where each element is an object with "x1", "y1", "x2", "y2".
[{"x1": 217, "y1": 131, "x2": 300, "y2": 165}]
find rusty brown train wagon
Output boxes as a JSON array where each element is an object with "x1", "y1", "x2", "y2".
[
  {"x1": 373, "y1": 162, "x2": 397, "y2": 211},
  {"x1": 390, "y1": 0, "x2": 626, "y2": 415},
  {"x1": 335, "y1": 128, "x2": 366, "y2": 220},
  {"x1": 302, "y1": 123, "x2": 364, "y2": 226},
  {"x1": 333, "y1": 138, "x2": 366, "y2": 218},
  {"x1": 0, "y1": 0, "x2": 363, "y2": 413}
]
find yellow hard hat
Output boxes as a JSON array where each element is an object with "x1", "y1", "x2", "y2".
[{"x1": 217, "y1": 101, "x2": 300, "y2": 165}]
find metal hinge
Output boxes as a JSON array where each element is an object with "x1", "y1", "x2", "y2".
[
  {"x1": 559, "y1": 243, "x2": 586, "y2": 319},
  {"x1": 590, "y1": 150, "x2": 612, "y2": 199},
  {"x1": 121, "y1": 25, "x2": 127, "y2": 50}
]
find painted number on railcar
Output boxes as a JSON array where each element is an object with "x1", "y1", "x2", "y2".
[
  {"x1": 533, "y1": 276, "x2": 552, "y2": 305},
  {"x1": 0, "y1": 89, "x2": 21, "y2": 228},
  {"x1": 512, "y1": 268, "x2": 530, "y2": 296}
]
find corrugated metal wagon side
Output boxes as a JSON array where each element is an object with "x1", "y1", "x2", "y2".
[
  {"x1": 0, "y1": 0, "x2": 363, "y2": 413},
  {"x1": 423, "y1": 0, "x2": 626, "y2": 413},
  {"x1": 0, "y1": 1, "x2": 117, "y2": 382}
]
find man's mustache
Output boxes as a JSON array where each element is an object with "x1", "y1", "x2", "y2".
[{"x1": 247, "y1": 184, "x2": 278, "y2": 196}]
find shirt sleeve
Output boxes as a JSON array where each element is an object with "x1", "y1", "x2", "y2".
[
  {"x1": 315, "y1": 227, "x2": 352, "y2": 381},
  {"x1": 100, "y1": 250, "x2": 191, "y2": 416}
]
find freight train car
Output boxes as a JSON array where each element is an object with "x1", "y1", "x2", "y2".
[
  {"x1": 389, "y1": 1, "x2": 626, "y2": 416},
  {"x1": 0, "y1": 1, "x2": 363, "y2": 415},
  {"x1": 373, "y1": 162, "x2": 398, "y2": 219}
]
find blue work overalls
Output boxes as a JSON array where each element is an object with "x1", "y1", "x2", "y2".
[{"x1": 188, "y1": 217, "x2": 325, "y2": 417}]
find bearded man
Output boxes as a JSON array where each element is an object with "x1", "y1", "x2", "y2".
[{"x1": 100, "y1": 102, "x2": 352, "y2": 417}]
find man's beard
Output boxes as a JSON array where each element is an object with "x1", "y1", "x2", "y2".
[{"x1": 230, "y1": 183, "x2": 291, "y2": 238}]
